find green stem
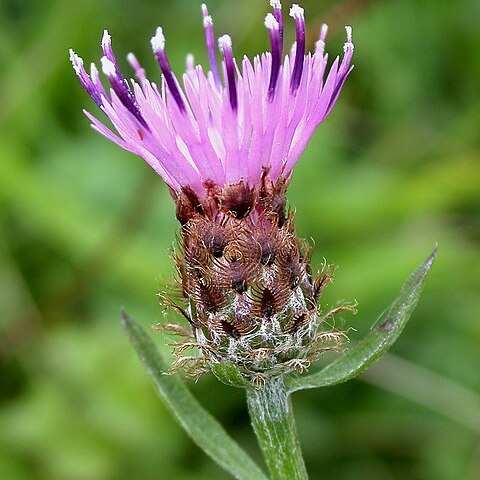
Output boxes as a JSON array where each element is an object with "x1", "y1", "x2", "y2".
[{"x1": 246, "y1": 376, "x2": 308, "y2": 480}]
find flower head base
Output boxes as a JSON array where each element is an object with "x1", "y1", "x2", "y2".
[
  {"x1": 70, "y1": 2, "x2": 354, "y2": 198},
  {"x1": 164, "y1": 174, "x2": 356, "y2": 383},
  {"x1": 71, "y1": 2, "x2": 355, "y2": 384}
]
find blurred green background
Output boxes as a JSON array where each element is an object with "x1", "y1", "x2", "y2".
[{"x1": 1, "y1": 0, "x2": 479, "y2": 478}]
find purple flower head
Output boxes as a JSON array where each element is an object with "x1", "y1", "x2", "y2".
[
  {"x1": 70, "y1": 2, "x2": 354, "y2": 198},
  {"x1": 70, "y1": 2, "x2": 357, "y2": 383}
]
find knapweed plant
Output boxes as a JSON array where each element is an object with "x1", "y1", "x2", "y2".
[{"x1": 70, "y1": 2, "x2": 436, "y2": 478}]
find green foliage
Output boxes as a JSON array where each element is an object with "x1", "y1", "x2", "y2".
[
  {"x1": 287, "y1": 248, "x2": 437, "y2": 393},
  {"x1": 211, "y1": 362, "x2": 249, "y2": 389},
  {"x1": 123, "y1": 250, "x2": 436, "y2": 479},
  {"x1": 121, "y1": 311, "x2": 267, "y2": 480}
]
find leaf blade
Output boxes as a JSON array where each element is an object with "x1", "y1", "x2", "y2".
[
  {"x1": 211, "y1": 361, "x2": 249, "y2": 389},
  {"x1": 287, "y1": 247, "x2": 437, "y2": 393},
  {"x1": 121, "y1": 311, "x2": 268, "y2": 480}
]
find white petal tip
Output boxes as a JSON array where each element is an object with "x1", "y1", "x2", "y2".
[
  {"x1": 344, "y1": 26, "x2": 354, "y2": 52},
  {"x1": 320, "y1": 23, "x2": 328, "y2": 40},
  {"x1": 69, "y1": 48, "x2": 79, "y2": 62},
  {"x1": 69, "y1": 49, "x2": 84, "y2": 72},
  {"x1": 100, "y1": 56, "x2": 116, "y2": 76},
  {"x1": 203, "y1": 15, "x2": 213, "y2": 27},
  {"x1": 202, "y1": 4, "x2": 213, "y2": 27},
  {"x1": 127, "y1": 53, "x2": 145, "y2": 76},
  {"x1": 186, "y1": 53, "x2": 195, "y2": 69},
  {"x1": 289, "y1": 4, "x2": 304, "y2": 18},
  {"x1": 315, "y1": 40, "x2": 324, "y2": 53},
  {"x1": 90, "y1": 62, "x2": 99, "y2": 77},
  {"x1": 218, "y1": 34, "x2": 232, "y2": 50},
  {"x1": 270, "y1": 0, "x2": 282, "y2": 8},
  {"x1": 265, "y1": 13, "x2": 279, "y2": 30},
  {"x1": 345, "y1": 25, "x2": 353, "y2": 41},
  {"x1": 101, "y1": 29, "x2": 111, "y2": 47},
  {"x1": 151, "y1": 27, "x2": 165, "y2": 52}
]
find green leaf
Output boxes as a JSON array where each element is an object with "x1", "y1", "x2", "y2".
[
  {"x1": 286, "y1": 247, "x2": 437, "y2": 393},
  {"x1": 211, "y1": 362, "x2": 249, "y2": 389},
  {"x1": 121, "y1": 311, "x2": 268, "y2": 480}
]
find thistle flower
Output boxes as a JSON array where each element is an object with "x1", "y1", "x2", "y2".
[{"x1": 70, "y1": 2, "x2": 355, "y2": 385}]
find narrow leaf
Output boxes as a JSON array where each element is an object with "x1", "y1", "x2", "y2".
[
  {"x1": 286, "y1": 247, "x2": 437, "y2": 393},
  {"x1": 211, "y1": 361, "x2": 249, "y2": 389},
  {"x1": 121, "y1": 311, "x2": 268, "y2": 480}
]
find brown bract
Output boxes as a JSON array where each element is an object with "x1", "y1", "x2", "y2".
[{"x1": 163, "y1": 176, "x2": 353, "y2": 381}]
